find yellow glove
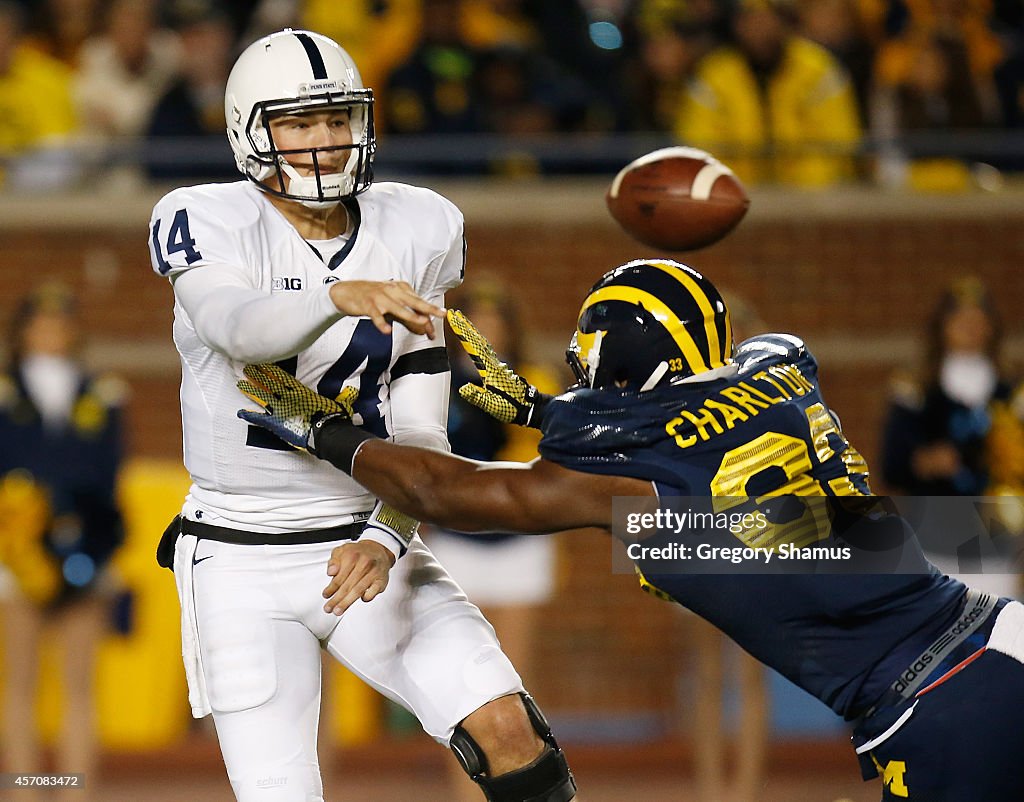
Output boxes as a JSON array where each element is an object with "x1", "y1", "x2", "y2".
[
  {"x1": 237, "y1": 363, "x2": 358, "y2": 451},
  {"x1": 447, "y1": 309, "x2": 552, "y2": 429}
]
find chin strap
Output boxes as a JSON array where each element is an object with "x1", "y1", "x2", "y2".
[
  {"x1": 638, "y1": 361, "x2": 669, "y2": 392},
  {"x1": 275, "y1": 156, "x2": 354, "y2": 208}
]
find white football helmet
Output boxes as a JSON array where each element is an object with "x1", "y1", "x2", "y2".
[{"x1": 225, "y1": 29, "x2": 375, "y2": 208}]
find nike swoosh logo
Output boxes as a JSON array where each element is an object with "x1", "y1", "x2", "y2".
[{"x1": 192, "y1": 554, "x2": 214, "y2": 566}]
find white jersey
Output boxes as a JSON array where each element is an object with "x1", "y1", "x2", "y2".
[{"x1": 149, "y1": 180, "x2": 464, "y2": 532}]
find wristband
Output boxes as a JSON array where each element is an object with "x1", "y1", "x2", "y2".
[
  {"x1": 309, "y1": 413, "x2": 377, "y2": 474},
  {"x1": 369, "y1": 501, "x2": 418, "y2": 553},
  {"x1": 526, "y1": 391, "x2": 554, "y2": 430},
  {"x1": 358, "y1": 526, "x2": 403, "y2": 562}
]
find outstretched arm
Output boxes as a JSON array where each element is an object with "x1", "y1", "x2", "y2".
[
  {"x1": 238, "y1": 362, "x2": 654, "y2": 613},
  {"x1": 174, "y1": 266, "x2": 444, "y2": 363},
  {"x1": 347, "y1": 439, "x2": 653, "y2": 534},
  {"x1": 237, "y1": 361, "x2": 654, "y2": 533}
]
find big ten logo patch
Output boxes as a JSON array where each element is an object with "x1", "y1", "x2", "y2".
[
  {"x1": 272, "y1": 277, "x2": 303, "y2": 291},
  {"x1": 872, "y1": 756, "x2": 909, "y2": 798}
]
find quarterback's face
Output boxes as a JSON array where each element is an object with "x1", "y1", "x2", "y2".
[{"x1": 268, "y1": 108, "x2": 353, "y2": 179}]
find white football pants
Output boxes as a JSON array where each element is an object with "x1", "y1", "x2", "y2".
[{"x1": 175, "y1": 533, "x2": 524, "y2": 802}]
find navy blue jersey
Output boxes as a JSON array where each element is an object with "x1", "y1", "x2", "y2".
[{"x1": 539, "y1": 334, "x2": 966, "y2": 719}]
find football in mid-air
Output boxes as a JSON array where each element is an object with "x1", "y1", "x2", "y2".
[{"x1": 606, "y1": 147, "x2": 750, "y2": 251}]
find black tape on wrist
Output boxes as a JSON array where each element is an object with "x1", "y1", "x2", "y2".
[
  {"x1": 309, "y1": 413, "x2": 377, "y2": 474},
  {"x1": 527, "y1": 391, "x2": 554, "y2": 430}
]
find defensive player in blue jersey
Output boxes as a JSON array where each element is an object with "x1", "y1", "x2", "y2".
[{"x1": 237, "y1": 259, "x2": 1024, "y2": 801}]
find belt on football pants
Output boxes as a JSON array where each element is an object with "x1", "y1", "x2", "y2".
[
  {"x1": 179, "y1": 514, "x2": 371, "y2": 546},
  {"x1": 861, "y1": 588, "x2": 1002, "y2": 720}
]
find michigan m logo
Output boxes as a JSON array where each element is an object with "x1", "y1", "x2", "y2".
[{"x1": 872, "y1": 756, "x2": 909, "y2": 798}]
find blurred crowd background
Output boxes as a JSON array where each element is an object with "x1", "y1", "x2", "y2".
[
  {"x1": 0, "y1": 0, "x2": 1023, "y2": 188},
  {"x1": 1, "y1": 1, "x2": 1023, "y2": 800}
]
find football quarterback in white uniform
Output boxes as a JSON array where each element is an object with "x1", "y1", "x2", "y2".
[
  {"x1": 152, "y1": 178, "x2": 462, "y2": 531},
  {"x1": 148, "y1": 29, "x2": 575, "y2": 802}
]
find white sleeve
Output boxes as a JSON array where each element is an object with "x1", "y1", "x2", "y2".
[
  {"x1": 388, "y1": 292, "x2": 451, "y2": 452},
  {"x1": 356, "y1": 289, "x2": 450, "y2": 559},
  {"x1": 365, "y1": 343, "x2": 449, "y2": 559},
  {"x1": 384, "y1": 194, "x2": 460, "y2": 447},
  {"x1": 431, "y1": 228, "x2": 466, "y2": 295},
  {"x1": 416, "y1": 196, "x2": 465, "y2": 297},
  {"x1": 389, "y1": 369, "x2": 451, "y2": 452},
  {"x1": 172, "y1": 264, "x2": 343, "y2": 363}
]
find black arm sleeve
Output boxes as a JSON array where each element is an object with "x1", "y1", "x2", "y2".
[{"x1": 309, "y1": 415, "x2": 379, "y2": 475}]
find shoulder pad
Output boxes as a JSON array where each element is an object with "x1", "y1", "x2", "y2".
[
  {"x1": 361, "y1": 182, "x2": 464, "y2": 295},
  {"x1": 149, "y1": 183, "x2": 260, "y2": 278},
  {"x1": 734, "y1": 333, "x2": 808, "y2": 373},
  {"x1": 364, "y1": 181, "x2": 460, "y2": 218},
  {"x1": 153, "y1": 183, "x2": 261, "y2": 230}
]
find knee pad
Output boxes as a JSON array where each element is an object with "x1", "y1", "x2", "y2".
[{"x1": 450, "y1": 692, "x2": 576, "y2": 802}]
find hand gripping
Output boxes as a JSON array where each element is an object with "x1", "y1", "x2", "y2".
[{"x1": 236, "y1": 363, "x2": 357, "y2": 451}]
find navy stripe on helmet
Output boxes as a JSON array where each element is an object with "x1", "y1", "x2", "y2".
[
  {"x1": 601, "y1": 266, "x2": 718, "y2": 366},
  {"x1": 294, "y1": 32, "x2": 328, "y2": 79}
]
